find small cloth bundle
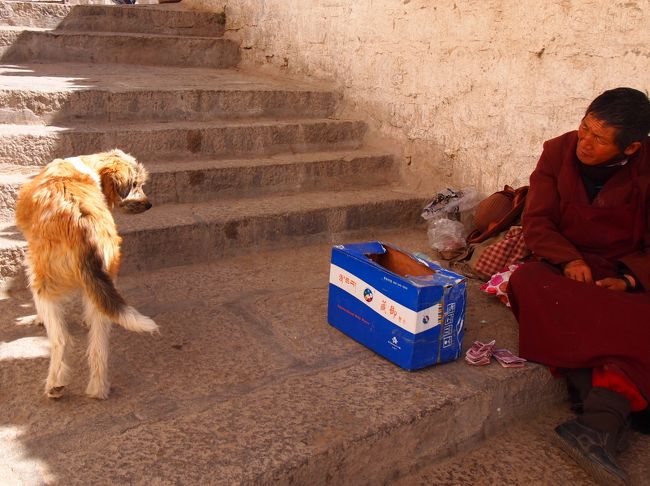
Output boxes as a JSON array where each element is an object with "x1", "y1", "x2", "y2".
[
  {"x1": 473, "y1": 227, "x2": 529, "y2": 278},
  {"x1": 479, "y1": 263, "x2": 522, "y2": 307}
]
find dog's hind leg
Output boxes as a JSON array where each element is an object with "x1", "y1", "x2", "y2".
[
  {"x1": 34, "y1": 294, "x2": 71, "y2": 398},
  {"x1": 83, "y1": 297, "x2": 112, "y2": 399}
]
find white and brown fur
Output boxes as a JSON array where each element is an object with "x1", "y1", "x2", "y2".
[{"x1": 15, "y1": 149, "x2": 158, "y2": 399}]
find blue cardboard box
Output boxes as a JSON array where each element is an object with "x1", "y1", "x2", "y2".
[{"x1": 327, "y1": 241, "x2": 466, "y2": 370}]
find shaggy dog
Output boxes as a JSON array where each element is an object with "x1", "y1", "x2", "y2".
[{"x1": 15, "y1": 149, "x2": 158, "y2": 399}]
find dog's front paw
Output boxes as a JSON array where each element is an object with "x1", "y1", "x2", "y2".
[
  {"x1": 46, "y1": 386, "x2": 65, "y2": 399},
  {"x1": 86, "y1": 381, "x2": 110, "y2": 400},
  {"x1": 16, "y1": 314, "x2": 44, "y2": 326}
]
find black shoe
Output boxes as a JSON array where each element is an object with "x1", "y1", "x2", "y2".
[
  {"x1": 554, "y1": 419, "x2": 628, "y2": 486},
  {"x1": 567, "y1": 382, "x2": 584, "y2": 414},
  {"x1": 615, "y1": 418, "x2": 632, "y2": 454}
]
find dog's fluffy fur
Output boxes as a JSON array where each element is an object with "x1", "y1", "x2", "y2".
[{"x1": 15, "y1": 149, "x2": 158, "y2": 399}]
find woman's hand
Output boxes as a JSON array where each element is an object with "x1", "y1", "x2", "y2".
[
  {"x1": 563, "y1": 259, "x2": 593, "y2": 283},
  {"x1": 596, "y1": 275, "x2": 636, "y2": 292},
  {"x1": 595, "y1": 278, "x2": 626, "y2": 291}
]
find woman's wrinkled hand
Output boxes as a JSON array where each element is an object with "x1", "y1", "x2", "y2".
[
  {"x1": 596, "y1": 275, "x2": 636, "y2": 292},
  {"x1": 563, "y1": 259, "x2": 593, "y2": 283},
  {"x1": 595, "y1": 278, "x2": 627, "y2": 291}
]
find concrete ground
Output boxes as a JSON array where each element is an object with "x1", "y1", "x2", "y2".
[
  {"x1": 2, "y1": 228, "x2": 649, "y2": 485},
  {"x1": 0, "y1": 227, "x2": 565, "y2": 485}
]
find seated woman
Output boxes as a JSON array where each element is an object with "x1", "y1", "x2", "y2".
[{"x1": 508, "y1": 87, "x2": 650, "y2": 486}]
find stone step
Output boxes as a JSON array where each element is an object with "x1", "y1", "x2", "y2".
[
  {"x1": 397, "y1": 403, "x2": 650, "y2": 485},
  {"x1": 0, "y1": 231, "x2": 565, "y2": 484},
  {"x1": 114, "y1": 186, "x2": 428, "y2": 272},
  {"x1": 0, "y1": 150, "x2": 395, "y2": 214},
  {"x1": 0, "y1": 1, "x2": 225, "y2": 37},
  {"x1": 138, "y1": 150, "x2": 397, "y2": 206},
  {"x1": 0, "y1": 63, "x2": 338, "y2": 124},
  {"x1": 0, "y1": 26, "x2": 239, "y2": 68},
  {"x1": 0, "y1": 186, "x2": 426, "y2": 289},
  {"x1": 0, "y1": 163, "x2": 32, "y2": 222},
  {"x1": 0, "y1": 118, "x2": 367, "y2": 166}
]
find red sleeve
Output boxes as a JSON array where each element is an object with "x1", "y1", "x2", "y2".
[
  {"x1": 620, "y1": 253, "x2": 650, "y2": 291},
  {"x1": 522, "y1": 142, "x2": 583, "y2": 265}
]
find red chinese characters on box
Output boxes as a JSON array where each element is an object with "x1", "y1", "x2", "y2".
[
  {"x1": 338, "y1": 273, "x2": 357, "y2": 292},
  {"x1": 379, "y1": 299, "x2": 403, "y2": 323}
]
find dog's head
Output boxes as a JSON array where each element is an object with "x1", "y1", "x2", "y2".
[{"x1": 97, "y1": 149, "x2": 153, "y2": 214}]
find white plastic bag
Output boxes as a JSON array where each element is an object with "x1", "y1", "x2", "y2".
[
  {"x1": 421, "y1": 187, "x2": 482, "y2": 222},
  {"x1": 426, "y1": 218, "x2": 466, "y2": 251},
  {"x1": 422, "y1": 187, "x2": 482, "y2": 251}
]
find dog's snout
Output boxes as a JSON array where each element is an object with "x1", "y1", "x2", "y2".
[{"x1": 120, "y1": 198, "x2": 152, "y2": 214}]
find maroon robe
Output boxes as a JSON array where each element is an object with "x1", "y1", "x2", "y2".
[{"x1": 508, "y1": 131, "x2": 650, "y2": 399}]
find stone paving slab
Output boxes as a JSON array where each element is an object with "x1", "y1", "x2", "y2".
[
  {"x1": 397, "y1": 403, "x2": 650, "y2": 486},
  {"x1": 0, "y1": 229, "x2": 563, "y2": 485},
  {"x1": 0, "y1": 118, "x2": 367, "y2": 165},
  {"x1": 0, "y1": 1, "x2": 225, "y2": 37},
  {"x1": 0, "y1": 26, "x2": 240, "y2": 68},
  {"x1": 0, "y1": 63, "x2": 338, "y2": 124}
]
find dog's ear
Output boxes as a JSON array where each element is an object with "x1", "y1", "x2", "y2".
[
  {"x1": 115, "y1": 179, "x2": 132, "y2": 199},
  {"x1": 99, "y1": 165, "x2": 131, "y2": 208}
]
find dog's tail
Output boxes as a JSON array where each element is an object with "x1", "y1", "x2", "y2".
[{"x1": 78, "y1": 230, "x2": 158, "y2": 334}]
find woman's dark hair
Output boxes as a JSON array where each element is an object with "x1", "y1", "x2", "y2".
[{"x1": 585, "y1": 87, "x2": 650, "y2": 150}]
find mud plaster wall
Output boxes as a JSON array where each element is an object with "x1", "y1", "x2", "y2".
[{"x1": 184, "y1": 0, "x2": 650, "y2": 195}]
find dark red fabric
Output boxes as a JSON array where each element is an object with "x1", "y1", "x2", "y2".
[
  {"x1": 521, "y1": 131, "x2": 650, "y2": 289},
  {"x1": 593, "y1": 365, "x2": 648, "y2": 412},
  {"x1": 560, "y1": 195, "x2": 641, "y2": 263},
  {"x1": 508, "y1": 261, "x2": 650, "y2": 401},
  {"x1": 510, "y1": 131, "x2": 650, "y2": 403}
]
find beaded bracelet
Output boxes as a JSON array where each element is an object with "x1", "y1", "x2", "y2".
[{"x1": 620, "y1": 274, "x2": 635, "y2": 292}]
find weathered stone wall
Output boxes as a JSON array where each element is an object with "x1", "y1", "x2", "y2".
[{"x1": 183, "y1": 0, "x2": 650, "y2": 195}]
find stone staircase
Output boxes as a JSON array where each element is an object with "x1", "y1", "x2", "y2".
[
  {"x1": 0, "y1": 1, "x2": 426, "y2": 290},
  {"x1": 0, "y1": 4, "x2": 571, "y2": 485}
]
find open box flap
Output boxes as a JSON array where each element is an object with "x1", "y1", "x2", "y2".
[{"x1": 334, "y1": 241, "x2": 464, "y2": 287}]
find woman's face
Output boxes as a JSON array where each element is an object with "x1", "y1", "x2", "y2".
[{"x1": 576, "y1": 113, "x2": 624, "y2": 166}]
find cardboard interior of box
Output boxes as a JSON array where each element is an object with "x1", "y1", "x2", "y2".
[{"x1": 366, "y1": 246, "x2": 436, "y2": 278}]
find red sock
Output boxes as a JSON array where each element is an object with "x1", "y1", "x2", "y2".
[{"x1": 592, "y1": 365, "x2": 648, "y2": 412}]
